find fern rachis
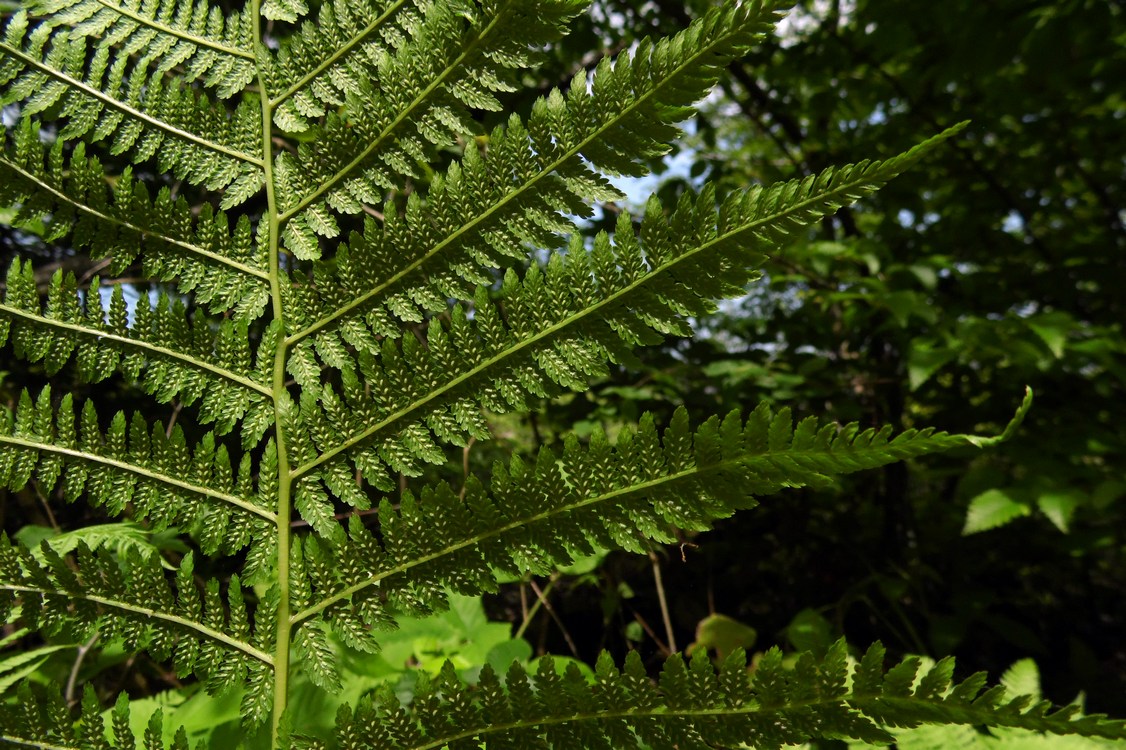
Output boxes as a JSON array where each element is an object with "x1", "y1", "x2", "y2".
[{"x1": 0, "y1": 0, "x2": 1120, "y2": 748}]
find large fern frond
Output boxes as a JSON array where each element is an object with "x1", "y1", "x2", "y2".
[
  {"x1": 0, "y1": 388, "x2": 277, "y2": 572},
  {"x1": 0, "y1": 14, "x2": 262, "y2": 192},
  {"x1": 289, "y1": 391, "x2": 1031, "y2": 659},
  {"x1": 25, "y1": 0, "x2": 257, "y2": 98},
  {"x1": 287, "y1": 128, "x2": 964, "y2": 506}
]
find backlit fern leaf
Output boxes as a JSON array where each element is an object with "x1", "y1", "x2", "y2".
[
  {"x1": 27, "y1": 0, "x2": 257, "y2": 98},
  {"x1": 285, "y1": 0, "x2": 783, "y2": 333},
  {"x1": 289, "y1": 393, "x2": 1031, "y2": 660},
  {"x1": 0, "y1": 387, "x2": 276, "y2": 570},
  {"x1": 286, "y1": 131, "x2": 964, "y2": 515},
  {"x1": 0, "y1": 0, "x2": 1115, "y2": 747},
  {"x1": 291, "y1": 642, "x2": 1126, "y2": 750},
  {"x1": 0, "y1": 260, "x2": 274, "y2": 440},
  {"x1": 0, "y1": 121, "x2": 270, "y2": 319},
  {"x1": 0, "y1": 14, "x2": 262, "y2": 193},
  {"x1": 272, "y1": 0, "x2": 583, "y2": 259},
  {"x1": 0, "y1": 539, "x2": 274, "y2": 707}
]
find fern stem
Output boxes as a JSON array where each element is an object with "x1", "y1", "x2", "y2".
[
  {"x1": 268, "y1": 0, "x2": 409, "y2": 109},
  {"x1": 90, "y1": 0, "x2": 257, "y2": 60},
  {"x1": 253, "y1": 7, "x2": 293, "y2": 745},
  {"x1": 0, "y1": 584, "x2": 274, "y2": 664},
  {"x1": 0, "y1": 305, "x2": 272, "y2": 397},
  {"x1": 0, "y1": 157, "x2": 271, "y2": 281},
  {"x1": 0, "y1": 42, "x2": 264, "y2": 167},
  {"x1": 0, "y1": 435, "x2": 276, "y2": 520},
  {"x1": 0, "y1": 735, "x2": 75, "y2": 749},
  {"x1": 283, "y1": 15, "x2": 753, "y2": 347},
  {"x1": 275, "y1": 3, "x2": 505, "y2": 224},
  {"x1": 288, "y1": 161, "x2": 898, "y2": 479}
]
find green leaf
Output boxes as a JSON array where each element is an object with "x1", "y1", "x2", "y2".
[
  {"x1": 963, "y1": 488, "x2": 1032, "y2": 535},
  {"x1": 1036, "y1": 490, "x2": 1082, "y2": 533},
  {"x1": 690, "y1": 613, "x2": 757, "y2": 660}
]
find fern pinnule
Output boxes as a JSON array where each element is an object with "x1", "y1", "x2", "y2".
[
  {"x1": 0, "y1": 260, "x2": 274, "y2": 439},
  {"x1": 0, "y1": 13, "x2": 263, "y2": 192},
  {"x1": 0, "y1": 386, "x2": 278, "y2": 578},
  {"x1": 293, "y1": 642, "x2": 1126, "y2": 750},
  {"x1": 0, "y1": 125, "x2": 270, "y2": 315}
]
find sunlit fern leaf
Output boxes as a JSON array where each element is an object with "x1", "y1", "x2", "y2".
[
  {"x1": 272, "y1": 0, "x2": 585, "y2": 259},
  {"x1": 0, "y1": 540, "x2": 274, "y2": 709},
  {"x1": 0, "y1": 387, "x2": 277, "y2": 568},
  {"x1": 0, "y1": 123, "x2": 269, "y2": 319},
  {"x1": 0, "y1": 261, "x2": 274, "y2": 440},
  {"x1": 290, "y1": 643, "x2": 1126, "y2": 750},
  {"x1": 0, "y1": 14, "x2": 263, "y2": 192},
  {"x1": 284, "y1": 129, "x2": 965, "y2": 508},
  {"x1": 284, "y1": 0, "x2": 784, "y2": 339},
  {"x1": 27, "y1": 0, "x2": 257, "y2": 98},
  {"x1": 290, "y1": 393, "x2": 1031, "y2": 653},
  {"x1": 0, "y1": 0, "x2": 1109, "y2": 746}
]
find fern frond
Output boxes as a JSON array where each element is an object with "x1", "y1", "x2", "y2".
[
  {"x1": 27, "y1": 0, "x2": 256, "y2": 98},
  {"x1": 0, "y1": 388, "x2": 277, "y2": 568},
  {"x1": 0, "y1": 682, "x2": 229, "y2": 749},
  {"x1": 0, "y1": 15, "x2": 263, "y2": 192},
  {"x1": 301, "y1": 642, "x2": 1126, "y2": 750},
  {"x1": 0, "y1": 261, "x2": 274, "y2": 441},
  {"x1": 271, "y1": 0, "x2": 585, "y2": 260},
  {"x1": 289, "y1": 129, "x2": 964, "y2": 490},
  {"x1": 0, "y1": 539, "x2": 274, "y2": 698},
  {"x1": 0, "y1": 123, "x2": 270, "y2": 317},
  {"x1": 291, "y1": 394, "x2": 1031, "y2": 642},
  {"x1": 267, "y1": 0, "x2": 581, "y2": 129},
  {"x1": 285, "y1": 0, "x2": 784, "y2": 312}
]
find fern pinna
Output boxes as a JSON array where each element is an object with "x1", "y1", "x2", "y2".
[{"x1": 0, "y1": 0, "x2": 1119, "y2": 748}]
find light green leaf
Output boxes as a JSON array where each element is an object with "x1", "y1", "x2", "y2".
[
  {"x1": 1037, "y1": 490, "x2": 1082, "y2": 533},
  {"x1": 963, "y1": 488, "x2": 1031, "y2": 535}
]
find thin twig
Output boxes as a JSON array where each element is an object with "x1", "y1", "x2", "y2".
[
  {"x1": 528, "y1": 578, "x2": 579, "y2": 657},
  {"x1": 513, "y1": 575, "x2": 556, "y2": 641},
  {"x1": 65, "y1": 633, "x2": 100, "y2": 706},
  {"x1": 631, "y1": 611, "x2": 671, "y2": 658},
  {"x1": 31, "y1": 481, "x2": 60, "y2": 532},
  {"x1": 648, "y1": 548, "x2": 676, "y2": 653}
]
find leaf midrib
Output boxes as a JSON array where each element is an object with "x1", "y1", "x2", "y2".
[
  {"x1": 0, "y1": 434, "x2": 277, "y2": 521},
  {"x1": 276, "y1": 2, "x2": 506, "y2": 223},
  {"x1": 269, "y1": 0, "x2": 409, "y2": 108},
  {"x1": 0, "y1": 303, "x2": 272, "y2": 397},
  {"x1": 0, "y1": 41, "x2": 263, "y2": 166},
  {"x1": 0, "y1": 156, "x2": 269, "y2": 279},
  {"x1": 1, "y1": 582, "x2": 273, "y2": 664},
  {"x1": 91, "y1": 0, "x2": 256, "y2": 60},
  {"x1": 292, "y1": 423, "x2": 963, "y2": 624}
]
